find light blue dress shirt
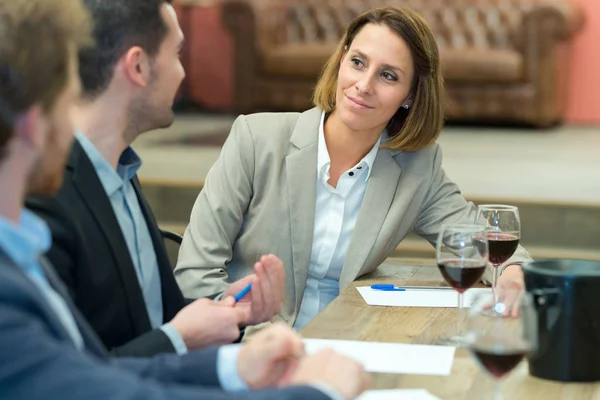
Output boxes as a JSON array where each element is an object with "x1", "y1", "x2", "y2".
[
  {"x1": 294, "y1": 112, "x2": 382, "y2": 330},
  {"x1": 76, "y1": 132, "x2": 186, "y2": 354},
  {"x1": 0, "y1": 209, "x2": 84, "y2": 349}
]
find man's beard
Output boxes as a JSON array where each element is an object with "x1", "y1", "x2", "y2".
[
  {"x1": 126, "y1": 65, "x2": 175, "y2": 137},
  {"x1": 27, "y1": 128, "x2": 70, "y2": 196},
  {"x1": 128, "y1": 94, "x2": 174, "y2": 137},
  {"x1": 27, "y1": 159, "x2": 65, "y2": 196}
]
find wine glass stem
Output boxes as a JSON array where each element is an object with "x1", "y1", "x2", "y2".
[
  {"x1": 456, "y1": 292, "x2": 464, "y2": 339},
  {"x1": 491, "y1": 264, "x2": 500, "y2": 304}
]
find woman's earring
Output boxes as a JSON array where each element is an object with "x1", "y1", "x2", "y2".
[{"x1": 403, "y1": 104, "x2": 410, "y2": 109}]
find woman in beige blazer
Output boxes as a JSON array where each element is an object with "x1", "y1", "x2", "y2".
[{"x1": 174, "y1": 6, "x2": 531, "y2": 329}]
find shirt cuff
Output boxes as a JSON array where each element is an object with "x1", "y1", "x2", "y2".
[
  {"x1": 217, "y1": 344, "x2": 248, "y2": 392},
  {"x1": 309, "y1": 382, "x2": 345, "y2": 400},
  {"x1": 159, "y1": 323, "x2": 188, "y2": 355}
]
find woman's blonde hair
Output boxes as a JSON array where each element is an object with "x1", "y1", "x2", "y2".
[{"x1": 313, "y1": 6, "x2": 445, "y2": 152}]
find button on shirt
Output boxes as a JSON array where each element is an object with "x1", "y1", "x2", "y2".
[
  {"x1": 76, "y1": 132, "x2": 186, "y2": 354},
  {"x1": 293, "y1": 112, "x2": 382, "y2": 330},
  {"x1": 0, "y1": 209, "x2": 84, "y2": 348}
]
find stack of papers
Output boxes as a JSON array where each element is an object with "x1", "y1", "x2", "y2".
[
  {"x1": 303, "y1": 339, "x2": 455, "y2": 376},
  {"x1": 358, "y1": 389, "x2": 441, "y2": 400},
  {"x1": 357, "y1": 286, "x2": 490, "y2": 308}
]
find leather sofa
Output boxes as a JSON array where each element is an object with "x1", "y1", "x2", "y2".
[{"x1": 222, "y1": 0, "x2": 583, "y2": 127}]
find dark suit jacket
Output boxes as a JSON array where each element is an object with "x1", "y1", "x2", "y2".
[
  {"x1": 0, "y1": 250, "x2": 330, "y2": 400},
  {"x1": 26, "y1": 140, "x2": 189, "y2": 357}
]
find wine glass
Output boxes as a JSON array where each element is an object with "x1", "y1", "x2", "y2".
[
  {"x1": 476, "y1": 205, "x2": 521, "y2": 313},
  {"x1": 435, "y1": 224, "x2": 488, "y2": 346},
  {"x1": 466, "y1": 289, "x2": 535, "y2": 400}
]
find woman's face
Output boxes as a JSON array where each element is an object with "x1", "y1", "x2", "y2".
[{"x1": 335, "y1": 23, "x2": 415, "y2": 133}]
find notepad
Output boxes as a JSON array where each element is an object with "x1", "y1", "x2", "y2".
[
  {"x1": 303, "y1": 339, "x2": 456, "y2": 376},
  {"x1": 357, "y1": 286, "x2": 491, "y2": 308},
  {"x1": 358, "y1": 389, "x2": 441, "y2": 400}
]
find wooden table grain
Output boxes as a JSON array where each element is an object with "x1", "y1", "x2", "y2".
[{"x1": 300, "y1": 259, "x2": 600, "y2": 400}]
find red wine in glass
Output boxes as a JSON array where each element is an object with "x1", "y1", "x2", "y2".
[
  {"x1": 472, "y1": 345, "x2": 527, "y2": 379},
  {"x1": 487, "y1": 233, "x2": 519, "y2": 266},
  {"x1": 437, "y1": 260, "x2": 486, "y2": 293}
]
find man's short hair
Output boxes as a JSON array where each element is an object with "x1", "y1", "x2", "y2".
[
  {"x1": 0, "y1": 0, "x2": 92, "y2": 160},
  {"x1": 78, "y1": 0, "x2": 173, "y2": 99}
]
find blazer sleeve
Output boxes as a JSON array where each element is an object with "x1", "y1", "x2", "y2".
[
  {"x1": 413, "y1": 144, "x2": 532, "y2": 282},
  {"x1": 26, "y1": 196, "x2": 180, "y2": 358},
  {"x1": 0, "y1": 301, "x2": 331, "y2": 400},
  {"x1": 109, "y1": 328, "x2": 176, "y2": 357},
  {"x1": 174, "y1": 115, "x2": 255, "y2": 299}
]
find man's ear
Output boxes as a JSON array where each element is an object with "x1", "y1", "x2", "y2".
[
  {"x1": 14, "y1": 105, "x2": 48, "y2": 150},
  {"x1": 121, "y1": 46, "x2": 151, "y2": 88}
]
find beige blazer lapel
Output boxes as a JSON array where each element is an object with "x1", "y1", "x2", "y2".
[
  {"x1": 339, "y1": 148, "x2": 402, "y2": 290},
  {"x1": 285, "y1": 107, "x2": 321, "y2": 311}
]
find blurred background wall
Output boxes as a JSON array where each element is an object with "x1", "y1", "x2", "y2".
[{"x1": 566, "y1": 0, "x2": 600, "y2": 124}]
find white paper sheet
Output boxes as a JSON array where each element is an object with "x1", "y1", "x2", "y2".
[
  {"x1": 303, "y1": 339, "x2": 455, "y2": 376},
  {"x1": 357, "y1": 286, "x2": 491, "y2": 308},
  {"x1": 358, "y1": 389, "x2": 441, "y2": 400}
]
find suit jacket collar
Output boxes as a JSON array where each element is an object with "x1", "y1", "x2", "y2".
[
  {"x1": 339, "y1": 149, "x2": 402, "y2": 289},
  {"x1": 285, "y1": 108, "x2": 321, "y2": 311},
  {"x1": 68, "y1": 141, "x2": 185, "y2": 324},
  {"x1": 289, "y1": 107, "x2": 321, "y2": 149},
  {"x1": 67, "y1": 141, "x2": 154, "y2": 334}
]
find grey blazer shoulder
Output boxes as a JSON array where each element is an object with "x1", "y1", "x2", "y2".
[{"x1": 174, "y1": 107, "x2": 532, "y2": 326}]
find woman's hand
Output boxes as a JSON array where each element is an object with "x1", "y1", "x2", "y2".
[{"x1": 497, "y1": 264, "x2": 525, "y2": 317}]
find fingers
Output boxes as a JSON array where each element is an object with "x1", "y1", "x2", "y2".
[
  {"x1": 256, "y1": 258, "x2": 277, "y2": 319},
  {"x1": 275, "y1": 357, "x2": 302, "y2": 387},
  {"x1": 223, "y1": 274, "x2": 255, "y2": 299},
  {"x1": 271, "y1": 323, "x2": 305, "y2": 359},
  {"x1": 264, "y1": 255, "x2": 285, "y2": 303},
  {"x1": 254, "y1": 322, "x2": 303, "y2": 356},
  {"x1": 497, "y1": 279, "x2": 523, "y2": 318},
  {"x1": 260, "y1": 254, "x2": 285, "y2": 314},
  {"x1": 249, "y1": 272, "x2": 265, "y2": 323},
  {"x1": 233, "y1": 254, "x2": 285, "y2": 325},
  {"x1": 220, "y1": 296, "x2": 235, "y2": 307},
  {"x1": 271, "y1": 256, "x2": 286, "y2": 312},
  {"x1": 511, "y1": 300, "x2": 521, "y2": 318}
]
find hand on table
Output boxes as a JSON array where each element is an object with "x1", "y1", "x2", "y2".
[
  {"x1": 237, "y1": 322, "x2": 370, "y2": 400},
  {"x1": 290, "y1": 348, "x2": 371, "y2": 400},
  {"x1": 237, "y1": 322, "x2": 304, "y2": 388}
]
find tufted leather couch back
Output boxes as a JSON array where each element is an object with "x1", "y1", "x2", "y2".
[
  {"x1": 222, "y1": 0, "x2": 584, "y2": 126},
  {"x1": 257, "y1": 0, "x2": 533, "y2": 50}
]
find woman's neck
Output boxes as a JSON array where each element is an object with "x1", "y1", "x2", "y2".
[{"x1": 323, "y1": 111, "x2": 383, "y2": 167}]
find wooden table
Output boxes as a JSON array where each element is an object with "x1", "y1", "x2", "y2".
[{"x1": 301, "y1": 259, "x2": 600, "y2": 400}]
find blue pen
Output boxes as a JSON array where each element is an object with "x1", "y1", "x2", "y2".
[
  {"x1": 234, "y1": 283, "x2": 252, "y2": 302},
  {"x1": 370, "y1": 284, "x2": 406, "y2": 292}
]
